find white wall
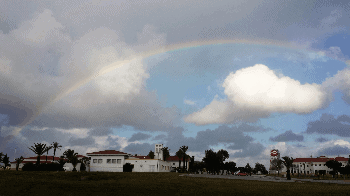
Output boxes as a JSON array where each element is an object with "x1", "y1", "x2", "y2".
[
  {"x1": 89, "y1": 155, "x2": 126, "y2": 172},
  {"x1": 126, "y1": 159, "x2": 171, "y2": 172}
]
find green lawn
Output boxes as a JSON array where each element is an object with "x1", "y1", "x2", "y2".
[{"x1": 1, "y1": 171, "x2": 350, "y2": 196}]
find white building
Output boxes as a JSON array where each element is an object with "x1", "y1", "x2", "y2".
[
  {"x1": 86, "y1": 144, "x2": 191, "y2": 172},
  {"x1": 86, "y1": 150, "x2": 172, "y2": 172},
  {"x1": 269, "y1": 149, "x2": 350, "y2": 175}
]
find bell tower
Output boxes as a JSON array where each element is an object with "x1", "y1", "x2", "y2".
[{"x1": 155, "y1": 144, "x2": 163, "y2": 160}]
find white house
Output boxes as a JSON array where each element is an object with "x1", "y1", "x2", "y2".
[
  {"x1": 87, "y1": 150, "x2": 129, "y2": 172},
  {"x1": 86, "y1": 150, "x2": 173, "y2": 172},
  {"x1": 86, "y1": 144, "x2": 192, "y2": 172}
]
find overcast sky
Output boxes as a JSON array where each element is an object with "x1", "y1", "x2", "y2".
[{"x1": 1, "y1": 0, "x2": 350, "y2": 168}]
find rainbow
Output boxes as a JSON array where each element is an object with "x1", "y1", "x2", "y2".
[{"x1": 11, "y1": 38, "x2": 348, "y2": 136}]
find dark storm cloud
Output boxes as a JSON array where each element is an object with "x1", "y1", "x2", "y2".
[
  {"x1": 123, "y1": 143, "x2": 154, "y2": 156},
  {"x1": 68, "y1": 137, "x2": 95, "y2": 146},
  {"x1": 165, "y1": 125, "x2": 265, "y2": 157},
  {"x1": 269, "y1": 130, "x2": 304, "y2": 142},
  {"x1": 306, "y1": 114, "x2": 350, "y2": 137},
  {"x1": 232, "y1": 143, "x2": 265, "y2": 158},
  {"x1": 315, "y1": 137, "x2": 329, "y2": 143},
  {"x1": 88, "y1": 127, "x2": 113, "y2": 136},
  {"x1": 153, "y1": 134, "x2": 167, "y2": 141},
  {"x1": 317, "y1": 145, "x2": 350, "y2": 156},
  {"x1": 128, "y1": 132, "x2": 152, "y2": 142}
]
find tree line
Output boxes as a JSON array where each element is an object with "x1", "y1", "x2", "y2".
[
  {"x1": 146, "y1": 146, "x2": 269, "y2": 175},
  {"x1": 0, "y1": 142, "x2": 89, "y2": 171}
]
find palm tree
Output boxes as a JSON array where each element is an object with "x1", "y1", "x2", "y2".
[
  {"x1": 180, "y1": 146, "x2": 188, "y2": 172},
  {"x1": 271, "y1": 158, "x2": 284, "y2": 176},
  {"x1": 161, "y1": 147, "x2": 170, "y2": 161},
  {"x1": 45, "y1": 146, "x2": 53, "y2": 163},
  {"x1": 282, "y1": 156, "x2": 294, "y2": 180},
  {"x1": 71, "y1": 155, "x2": 79, "y2": 172},
  {"x1": 63, "y1": 149, "x2": 78, "y2": 163},
  {"x1": 52, "y1": 142, "x2": 62, "y2": 162},
  {"x1": 15, "y1": 156, "x2": 24, "y2": 171},
  {"x1": 147, "y1": 150, "x2": 155, "y2": 159},
  {"x1": 28, "y1": 143, "x2": 50, "y2": 165},
  {"x1": 176, "y1": 149, "x2": 183, "y2": 170}
]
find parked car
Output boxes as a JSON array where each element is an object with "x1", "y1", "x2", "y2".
[{"x1": 236, "y1": 172, "x2": 247, "y2": 176}]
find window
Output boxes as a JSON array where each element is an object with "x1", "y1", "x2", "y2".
[
  {"x1": 112, "y1": 159, "x2": 116, "y2": 164},
  {"x1": 107, "y1": 159, "x2": 111, "y2": 164},
  {"x1": 98, "y1": 159, "x2": 102, "y2": 164},
  {"x1": 307, "y1": 165, "x2": 309, "y2": 167},
  {"x1": 173, "y1": 163, "x2": 175, "y2": 165},
  {"x1": 93, "y1": 159, "x2": 97, "y2": 163},
  {"x1": 117, "y1": 159, "x2": 121, "y2": 164},
  {"x1": 319, "y1": 164, "x2": 321, "y2": 166}
]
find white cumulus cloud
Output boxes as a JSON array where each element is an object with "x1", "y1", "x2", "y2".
[{"x1": 185, "y1": 64, "x2": 330, "y2": 125}]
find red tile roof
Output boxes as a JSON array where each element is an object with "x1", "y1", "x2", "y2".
[
  {"x1": 86, "y1": 150, "x2": 128, "y2": 155},
  {"x1": 293, "y1": 157, "x2": 349, "y2": 163},
  {"x1": 26, "y1": 156, "x2": 62, "y2": 160},
  {"x1": 10, "y1": 160, "x2": 66, "y2": 164},
  {"x1": 133, "y1": 156, "x2": 151, "y2": 159},
  {"x1": 166, "y1": 156, "x2": 190, "y2": 161}
]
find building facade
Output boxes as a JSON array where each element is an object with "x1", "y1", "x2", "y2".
[
  {"x1": 269, "y1": 149, "x2": 350, "y2": 175},
  {"x1": 86, "y1": 144, "x2": 191, "y2": 172}
]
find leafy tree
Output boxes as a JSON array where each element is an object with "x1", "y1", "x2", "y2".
[
  {"x1": 245, "y1": 163, "x2": 252, "y2": 176},
  {"x1": 161, "y1": 147, "x2": 170, "y2": 162},
  {"x1": 225, "y1": 161, "x2": 237, "y2": 174},
  {"x1": 0, "y1": 152, "x2": 3, "y2": 163},
  {"x1": 217, "y1": 150, "x2": 229, "y2": 174},
  {"x1": 81, "y1": 157, "x2": 90, "y2": 169},
  {"x1": 176, "y1": 149, "x2": 184, "y2": 170},
  {"x1": 28, "y1": 143, "x2": 50, "y2": 165},
  {"x1": 282, "y1": 156, "x2": 294, "y2": 180},
  {"x1": 147, "y1": 150, "x2": 155, "y2": 159},
  {"x1": 58, "y1": 155, "x2": 66, "y2": 170},
  {"x1": 254, "y1": 162, "x2": 268, "y2": 175},
  {"x1": 52, "y1": 142, "x2": 62, "y2": 161},
  {"x1": 270, "y1": 158, "x2": 284, "y2": 176},
  {"x1": 15, "y1": 156, "x2": 24, "y2": 171},
  {"x1": 203, "y1": 149, "x2": 216, "y2": 174},
  {"x1": 63, "y1": 149, "x2": 78, "y2": 163},
  {"x1": 202, "y1": 149, "x2": 229, "y2": 174},
  {"x1": 180, "y1": 146, "x2": 188, "y2": 171},
  {"x1": 326, "y1": 160, "x2": 342, "y2": 178},
  {"x1": 2, "y1": 154, "x2": 10, "y2": 170}
]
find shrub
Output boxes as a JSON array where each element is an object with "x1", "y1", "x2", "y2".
[
  {"x1": 22, "y1": 163, "x2": 37, "y2": 171},
  {"x1": 22, "y1": 162, "x2": 63, "y2": 171},
  {"x1": 80, "y1": 163, "x2": 86, "y2": 171}
]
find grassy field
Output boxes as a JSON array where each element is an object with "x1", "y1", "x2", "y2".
[{"x1": 1, "y1": 171, "x2": 350, "y2": 196}]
